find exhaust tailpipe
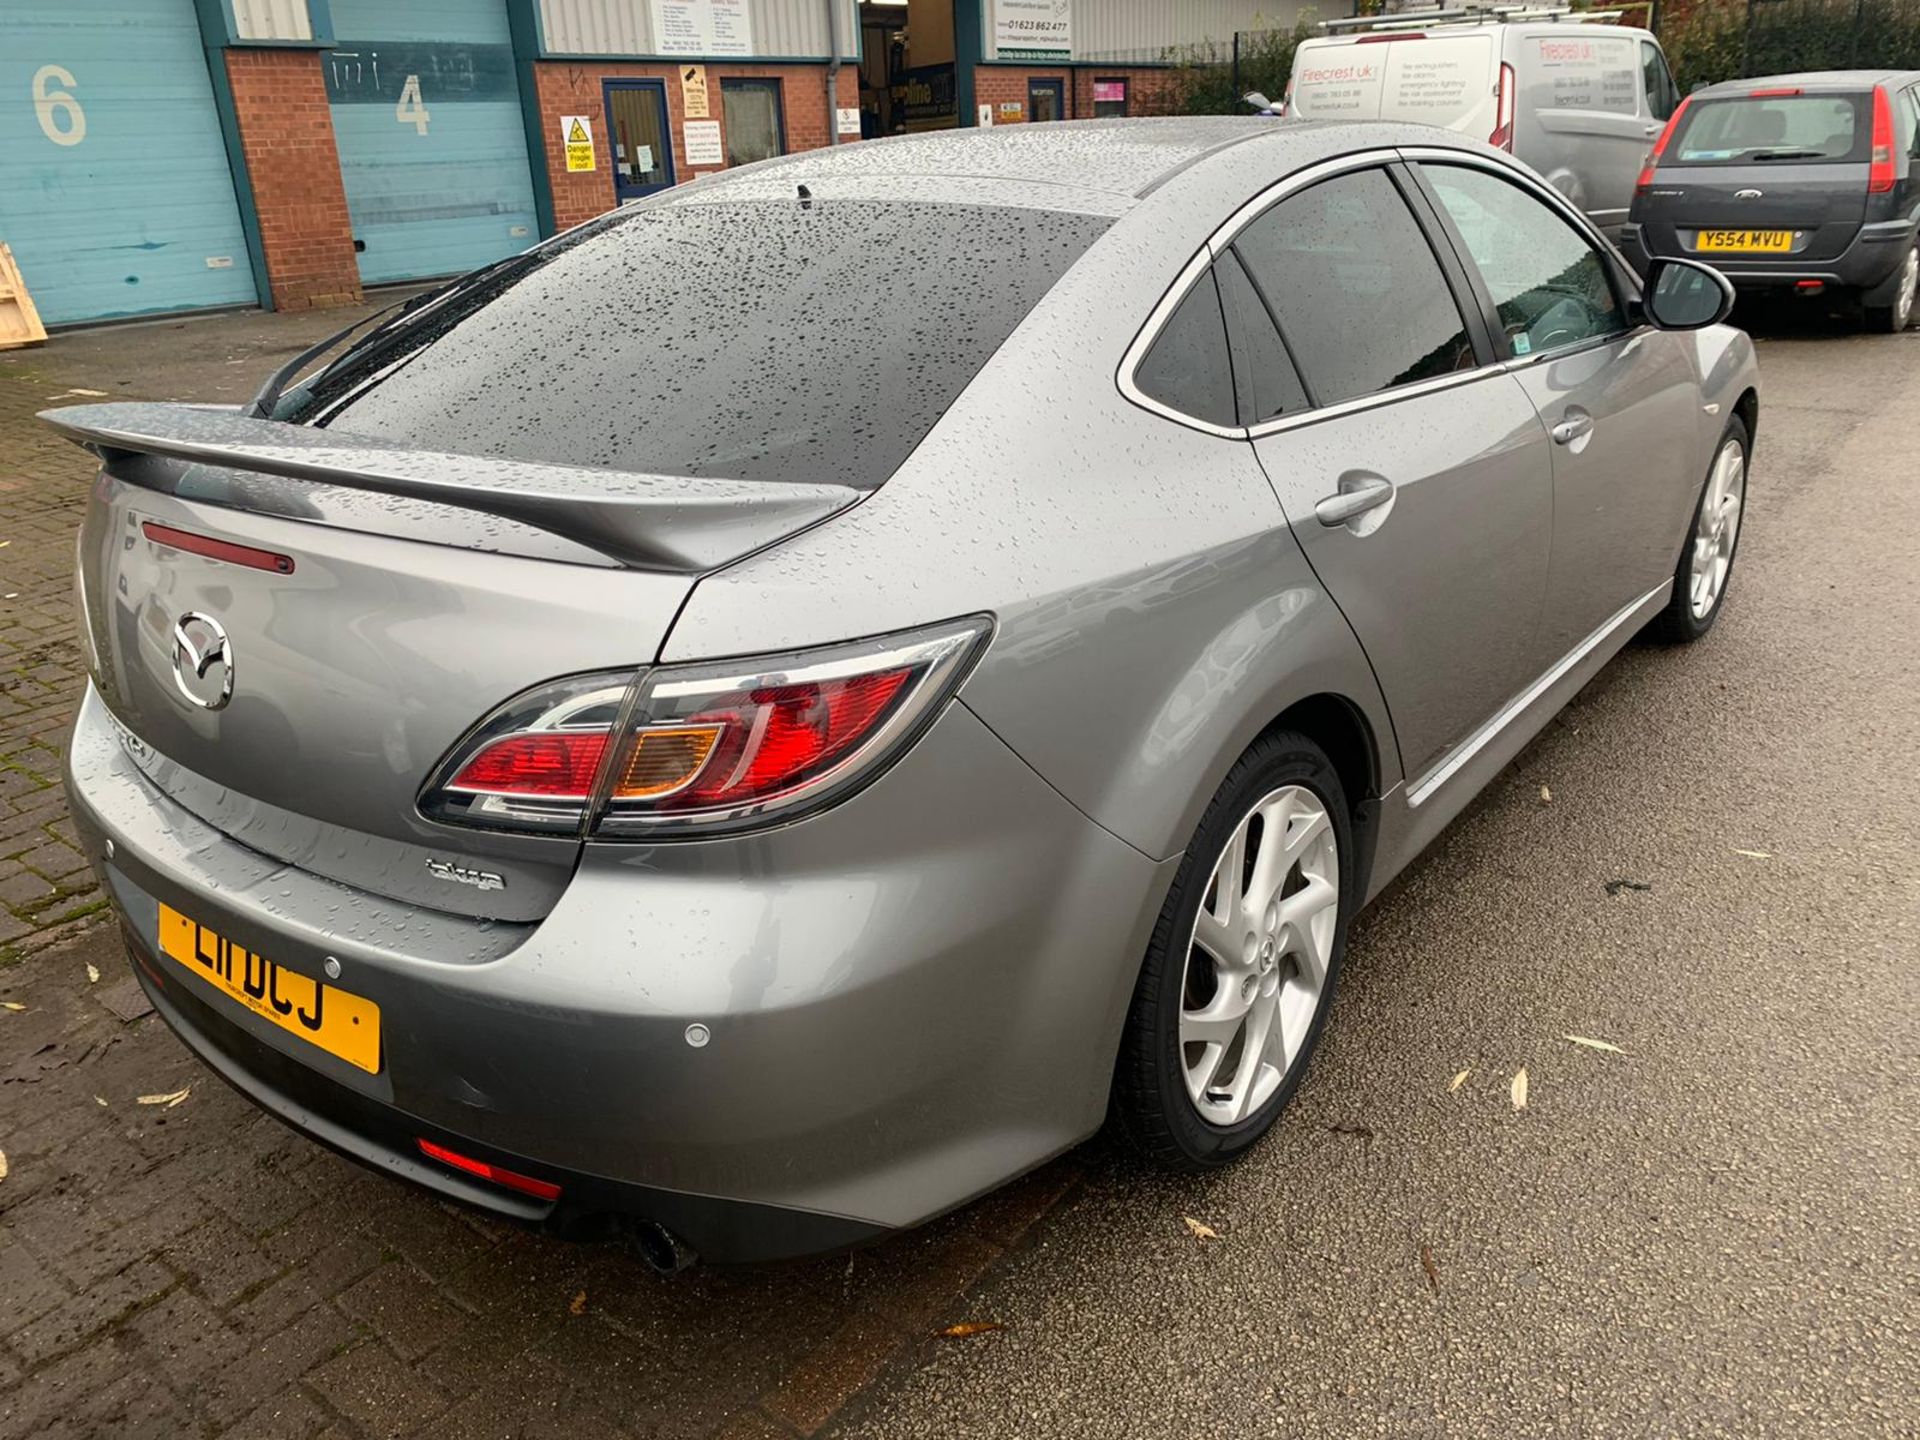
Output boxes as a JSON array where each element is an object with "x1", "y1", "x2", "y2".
[{"x1": 632, "y1": 1221, "x2": 697, "y2": 1275}]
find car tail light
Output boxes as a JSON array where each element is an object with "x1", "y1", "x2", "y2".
[
  {"x1": 417, "y1": 1138, "x2": 562, "y2": 1202},
  {"x1": 1490, "y1": 62, "x2": 1516, "y2": 152},
  {"x1": 1637, "y1": 94, "x2": 1692, "y2": 193},
  {"x1": 420, "y1": 616, "x2": 992, "y2": 839},
  {"x1": 1869, "y1": 85, "x2": 1896, "y2": 194}
]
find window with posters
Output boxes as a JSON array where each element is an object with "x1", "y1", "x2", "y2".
[
  {"x1": 1092, "y1": 78, "x2": 1128, "y2": 117},
  {"x1": 1535, "y1": 35, "x2": 1638, "y2": 115}
]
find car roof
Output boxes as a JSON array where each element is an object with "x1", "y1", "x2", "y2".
[
  {"x1": 649, "y1": 116, "x2": 1489, "y2": 213},
  {"x1": 1694, "y1": 69, "x2": 1920, "y2": 96}
]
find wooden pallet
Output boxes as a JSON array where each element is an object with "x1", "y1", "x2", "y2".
[{"x1": 0, "y1": 244, "x2": 48, "y2": 350}]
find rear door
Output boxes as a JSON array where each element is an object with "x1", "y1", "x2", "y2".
[
  {"x1": 1413, "y1": 158, "x2": 1703, "y2": 658},
  {"x1": 1236, "y1": 163, "x2": 1555, "y2": 781},
  {"x1": 1637, "y1": 89, "x2": 1872, "y2": 263}
]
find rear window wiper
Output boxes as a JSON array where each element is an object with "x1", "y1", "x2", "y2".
[{"x1": 1750, "y1": 148, "x2": 1831, "y2": 161}]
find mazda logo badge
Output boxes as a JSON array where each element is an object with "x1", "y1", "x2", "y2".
[
  {"x1": 1735, "y1": 188, "x2": 1764, "y2": 200},
  {"x1": 172, "y1": 612, "x2": 234, "y2": 711}
]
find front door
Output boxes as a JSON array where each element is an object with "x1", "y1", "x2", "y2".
[
  {"x1": 1412, "y1": 158, "x2": 1703, "y2": 659},
  {"x1": 604, "y1": 80, "x2": 675, "y2": 202},
  {"x1": 1232, "y1": 165, "x2": 1555, "y2": 782},
  {"x1": 1029, "y1": 78, "x2": 1066, "y2": 122}
]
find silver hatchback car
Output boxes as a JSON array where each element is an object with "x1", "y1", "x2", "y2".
[{"x1": 50, "y1": 119, "x2": 1757, "y2": 1268}]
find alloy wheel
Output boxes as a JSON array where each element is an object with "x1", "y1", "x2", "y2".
[
  {"x1": 1688, "y1": 438, "x2": 1746, "y2": 620},
  {"x1": 1180, "y1": 784, "x2": 1340, "y2": 1126}
]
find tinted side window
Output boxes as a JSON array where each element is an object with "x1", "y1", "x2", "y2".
[
  {"x1": 1641, "y1": 41, "x2": 1678, "y2": 122},
  {"x1": 1422, "y1": 164, "x2": 1623, "y2": 358},
  {"x1": 1214, "y1": 249, "x2": 1309, "y2": 424},
  {"x1": 1135, "y1": 269, "x2": 1237, "y2": 428},
  {"x1": 1234, "y1": 168, "x2": 1476, "y2": 406}
]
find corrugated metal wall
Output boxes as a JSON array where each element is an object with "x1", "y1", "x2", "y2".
[
  {"x1": 987, "y1": 0, "x2": 1316, "y2": 61},
  {"x1": 537, "y1": 0, "x2": 858, "y2": 58},
  {"x1": 231, "y1": 0, "x2": 315, "y2": 42}
]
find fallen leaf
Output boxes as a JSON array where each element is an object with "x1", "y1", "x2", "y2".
[
  {"x1": 1448, "y1": 1069, "x2": 1471, "y2": 1092},
  {"x1": 568, "y1": 1291, "x2": 587, "y2": 1316},
  {"x1": 1563, "y1": 1035, "x2": 1627, "y2": 1055},
  {"x1": 94, "y1": 1096, "x2": 109, "y2": 1107},
  {"x1": 1, "y1": 1001, "x2": 25, "y2": 1012},
  {"x1": 136, "y1": 1087, "x2": 191, "y2": 1108},
  {"x1": 0, "y1": 1148, "x2": 8, "y2": 1183},
  {"x1": 1731, "y1": 848, "x2": 1771, "y2": 859},
  {"x1": 1510, "y1": 1069, "x2": 1529, "y2": 1110},
  {"x1": 1419, "y1": 1244, "x2": 1441, "y2": 1295},
  {"x1": 936, "y1": 1321, "x2": 1005, "y2": 1339},
  {"x1": 1326, "y1": 1121, "x2": 1374, "y2": 1142},
  {"x1": 1603, "y1": 878, "x2": 1653, "y2": 896},
  {"x1": 86, "y1": 964, "x2": 100, "y2": 984},
  {"x1": 1182, "y1": 1215, "x2": 1220, "y2": 1242},
  {"x1": 1540, "y1": 785, "x2": 1552, "y2": 803}
]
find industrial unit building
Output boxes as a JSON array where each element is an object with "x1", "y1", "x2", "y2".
[{"x1": 0, "y1": 0, "x2": 1308, "y2": 326}]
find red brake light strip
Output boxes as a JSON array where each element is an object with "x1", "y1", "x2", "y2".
[{"x1": 142, "y1": 521, "x2": 295, "y2": 575}]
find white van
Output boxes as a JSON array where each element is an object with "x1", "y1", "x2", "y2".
[{"x1": 1284, "y1": 7, "x2": 1681, "y2": 239}]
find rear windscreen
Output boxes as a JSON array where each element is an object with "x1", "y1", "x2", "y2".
[
  {"x1": 1669, "y1": 93, "x2": 1868, "y2": 165},
  {"x1": 282, "y1": 200, "x2": 1111, "y2": 490}
]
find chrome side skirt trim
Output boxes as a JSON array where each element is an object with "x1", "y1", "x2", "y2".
[{"x1": 1406, "y1": 581, "x2": 1670, "y2": 808}]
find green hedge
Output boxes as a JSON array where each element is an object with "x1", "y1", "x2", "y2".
[{"x1": 1663, "y1": 0, "x2": 1920, "y2": 93}]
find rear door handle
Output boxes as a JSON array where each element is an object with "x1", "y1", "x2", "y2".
[
  {"x1": 1314, "y1": 475, "x2": 1396, "y2": 527},
  {"x1": 1551, "y1": 413, "x2": 1594, "y2": 445}
]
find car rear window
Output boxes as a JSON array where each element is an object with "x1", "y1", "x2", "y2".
[
  {"x1": 1670, "y1": 93, "x2": 1868, "y2": 165},
  {"x1": 283, "y1": 200, "x2": 1111, "y2": 490}
]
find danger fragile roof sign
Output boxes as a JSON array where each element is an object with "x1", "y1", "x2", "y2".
[{"x1": 561, "y1": 114, "x2": 596, "y2": 172}]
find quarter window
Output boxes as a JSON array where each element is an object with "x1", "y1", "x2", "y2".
[
  {"x1": 1233, "y1": 168, "x2": 1477, "y2": 406},
  {"x1": 1214, "y1": 249, "x2": 1309, "y2": 424},
  {"x1": 1421, "y1": 164, "x2": 1624, "y2": 359},
  {"x1": 1134, "y1": 269, "x2": 1237, "y2": 429}
]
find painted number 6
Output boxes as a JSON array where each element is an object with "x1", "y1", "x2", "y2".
[
  {"x1": 32, "y1": 64, "x2": 86, "y2": 146},
  {"x1": 395, "y1": 74, "x2": 430, "y2": 135}
]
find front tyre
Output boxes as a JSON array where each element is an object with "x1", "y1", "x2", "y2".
[
  {"x1": 1865, "y1": 241, "x2": 1919, "y2": 333},
  {"x1": 1645, "y1": 416, "x2": 1749, "y2": 645},
  {"x1": 1112, "y1": 731, "x2": 1352, "y2": 1171}
]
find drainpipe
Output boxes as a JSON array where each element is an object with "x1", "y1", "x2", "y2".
[{"x1": 825, "y1": 0, "x2": 842, "y2": 144}]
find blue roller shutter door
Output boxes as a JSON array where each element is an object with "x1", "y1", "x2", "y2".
[
  {"x1": 0, "y1": 1, "x2": 257, "y2": 325},
  {"x1": 324, "y1": 0, "x2": 540, "y2": 285}
]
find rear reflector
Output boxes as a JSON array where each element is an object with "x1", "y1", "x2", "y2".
[
  {"x1": 417, "y1": 1138, "x2": 562, "y2": 1202},
  {"x1": 1796, "y1": 279, "x2": 1826, "y2": 293},
  {"x1": 1870, "y1": 85, "x2": 1895, "y2": 194},
  {"x1": 142, "y1": 521, "x2": 294, "y2": 575}
]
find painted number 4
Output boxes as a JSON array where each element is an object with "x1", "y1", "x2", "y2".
[{"x1": 395, "y1": 74, "x2": 430, "y2": 135}]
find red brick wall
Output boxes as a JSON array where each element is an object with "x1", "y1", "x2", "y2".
[
  {"x1": 972, "y1": 65, "x2": 1181, "y2": 124},
  {"x1": 534, "y1": 62, "x2": 863, "y2": 231},
  {"x1": 224, "y1": 50, "x2": 362, "y2": 312}
]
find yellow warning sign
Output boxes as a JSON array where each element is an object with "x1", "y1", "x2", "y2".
[
  {"x1": 680, "y1": 65, "x2": 710, "y2": 119},
  {"x1": 561, "y1": 114, "x2": 596, "y2": 172}
]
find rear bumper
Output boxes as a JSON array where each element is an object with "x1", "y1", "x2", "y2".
[
  {"x1": 1621, "y1": 218, "x2": 1913, "y2": 292},
  {"x1": 67, "y1": 682, "x2": 1172, "y2": 1262}
]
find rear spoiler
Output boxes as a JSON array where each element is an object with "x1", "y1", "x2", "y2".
[{"x1": 38, "y1": 402, "x2": 859, "y2": 573}]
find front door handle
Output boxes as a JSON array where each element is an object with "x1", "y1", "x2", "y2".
[
  {"x1": 1551, "y1": 413, "x2": 1594, "y2": 445},
  {"x1": 1315, "y1": 474, "x2": 1396, "y2": 527}
]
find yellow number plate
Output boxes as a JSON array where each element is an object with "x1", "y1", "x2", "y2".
[
  {"x1": 157, "y1": 904, "x2": 381, "y2": 1074},
  {"x1": 1696, "y1": 229, "x2": 1792, "y2": 253}
]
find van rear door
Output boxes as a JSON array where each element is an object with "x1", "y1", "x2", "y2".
[{"x1": 1290, "y1": 33, "x2": 1497, "y2": 138}]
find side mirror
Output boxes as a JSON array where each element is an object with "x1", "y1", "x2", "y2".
[{"x1": 1644, "y1": 257, "x2": 1735, "y2": 330}]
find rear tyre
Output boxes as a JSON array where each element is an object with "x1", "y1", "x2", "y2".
[
  {"x1": 1111, "y1": 731, "x2": 1352, "y2": 1171},
  {"x1": 1644, "y1": 415, "x2": 1748, "y2": 645},
  {"x1": 1864, "y1": 241, "x2": 1918, "y2": 333}
]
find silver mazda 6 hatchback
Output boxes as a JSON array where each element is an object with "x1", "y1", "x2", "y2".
[{"x1": 48, "y1": 119, "x2": 1758, "y2": 1268}]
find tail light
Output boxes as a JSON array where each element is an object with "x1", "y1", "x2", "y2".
[
  {"x1": 1637, "y1": 94, "x2": 1692, "y2": 193},
  {"x1": 421, "y1": 616, "x2": 991, "y2": 839},
  {"x1": 1489, "y1": 63, "x2": 1516, "y2": 151},
  {"x1": 1869, "y1": 84, "x2": 1895, "y2": 194}
]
